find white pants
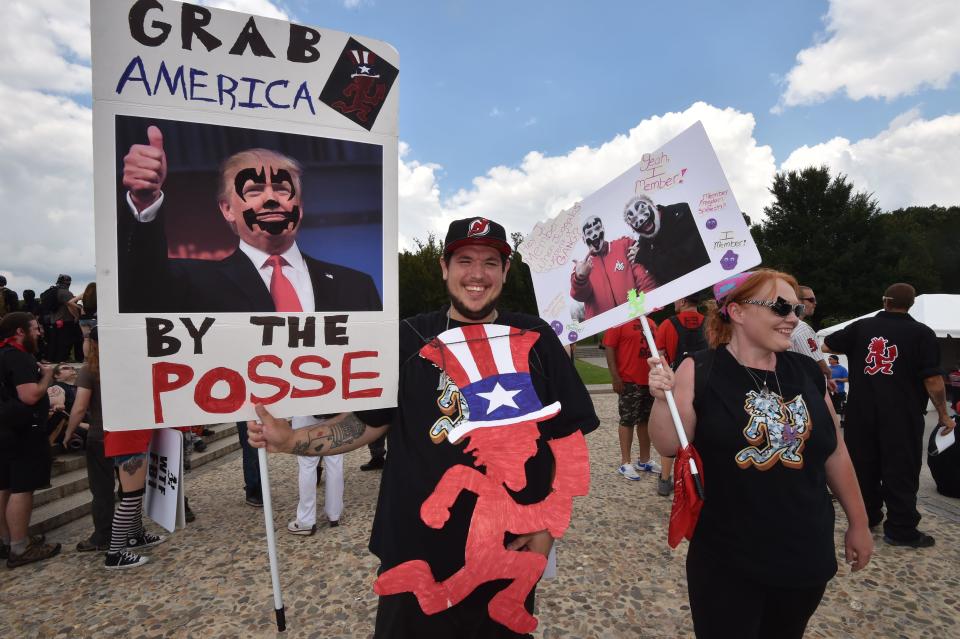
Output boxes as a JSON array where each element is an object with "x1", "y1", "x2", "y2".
[{"x1": 295, "y1": 454, "x2": 344, "y2": 525}]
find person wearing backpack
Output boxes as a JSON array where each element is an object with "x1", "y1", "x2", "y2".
[{"x1": 652, "y1": 294, "x2": 707, "y2": 496}]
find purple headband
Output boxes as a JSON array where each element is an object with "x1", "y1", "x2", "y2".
[{"x1": 713, "y1": 271, "x2": 755, "y2": 317}]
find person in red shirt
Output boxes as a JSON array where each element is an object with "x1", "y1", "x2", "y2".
[
  {"x1": 571, "y1": 216, "x2": 656, "y2": 320},
  {"x1": 655, "y1": 295, "x2": 707, "y2": 367},
  {"x1": 604, "y1": 317, "x2": 668, "y2": 489}
]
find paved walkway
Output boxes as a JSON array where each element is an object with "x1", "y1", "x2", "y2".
[{"x1": 3, "y1": 393, "x2": 959, "y2": 638}]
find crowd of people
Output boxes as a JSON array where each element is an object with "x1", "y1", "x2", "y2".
[{"x1": 2, "y1": 215, "x2": 958, "y2": 638}]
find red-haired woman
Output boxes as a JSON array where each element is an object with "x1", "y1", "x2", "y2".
[{"x1": 647, "y1": 269, "x2": 873, "y2": 639}]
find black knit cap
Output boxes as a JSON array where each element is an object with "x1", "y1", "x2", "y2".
[{"x1": 444, "y1": 217, "x2": 512, "y2": 258}]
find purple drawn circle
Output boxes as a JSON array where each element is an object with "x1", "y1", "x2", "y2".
[
  {"x1": 550, "y1": 320, "x2": 563, "y2": 335},
  {"x1": 567, "y1": 331, "x2": 579, "y2": 343},
  {"x1": 706, "y1": 218, "x2": 717, "y2": 230}
]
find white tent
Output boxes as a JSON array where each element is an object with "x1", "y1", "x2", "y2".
[
  {"x1": 818, "y1": 294, "x2": 960, "y2": 338},
  {"x1": 818, "y1": 294, "x2": 960, "y2": 369}
]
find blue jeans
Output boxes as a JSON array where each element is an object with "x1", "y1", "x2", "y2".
[{"x1": 235, "y1": 421, "x2": 261, "y2": 499}]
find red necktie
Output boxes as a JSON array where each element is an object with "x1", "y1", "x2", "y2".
[{"x1": 266, "y1": 255, "x2": 303, "y2": 312}]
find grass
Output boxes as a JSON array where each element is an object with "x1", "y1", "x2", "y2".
[{"x1": 574, "y1": 358, "x2": 612, "y2": 385}]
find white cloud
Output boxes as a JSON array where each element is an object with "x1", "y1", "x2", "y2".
[
  {"x1": 398, "y1": 102, "x2": 777, "y2": 248},
  {"x1": 523, "y1": 117, "x2": 538, "y2": 127},
  {"x1": 201, "y1": 0, "x2": 290, "y2": 20},
  {"x1": 489, "y1": 107, "x2": 502, "y2": 117},
  {"x1": 0, "y1": 1, "x2": 91, "y2": 93},
  {"x1": 342, "y1": 0, "x2": 363, "y2": 8},
  {"x1": 0, "y1": 83, "x2": 95, "y2": 293},
  {"x1": 780, "y1": 109, "x2": 960, "y2": 209},
  {"x1": 778, "y1": 0, "x2": 960, "y2": 109}
]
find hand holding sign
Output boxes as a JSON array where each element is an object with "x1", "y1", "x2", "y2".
[
  {"x1": 123, "y1": 125, "x2": 168, "y2": 212},
  {"x1": 247, "y1": 404, "x2": 297, "y2": 454}
]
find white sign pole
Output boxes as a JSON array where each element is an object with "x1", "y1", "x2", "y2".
[
  {"x1": 638, "y1": 315, "x2": 704, "y2": 498},
  {"x1": 257, "y1": 448, "x2": 286, "y2": 632}
]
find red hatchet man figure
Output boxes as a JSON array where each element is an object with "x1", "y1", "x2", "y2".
[{"x1": 373, "y1": 324, "x2": 591, "y2": 633}]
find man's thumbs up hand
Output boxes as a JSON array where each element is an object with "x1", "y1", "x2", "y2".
[{"x1": 123, "y1": 125, "x2": 168, "y2": 212}]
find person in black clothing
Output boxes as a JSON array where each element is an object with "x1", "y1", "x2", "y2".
[
  {"x1": 0, "y1": 276, "x2": 18, "y2": 317},
  {"x1": 623, "y1": 194, "x2": 710, "y2": 285},
  {"x1": 0, "y1": 312, "x2": 62, "y2": 567},
  {"x1": 823, "y1": 283, "x2": 952, "y2": 548},
  {"x1": 249, "y1": 217, "x2": 599, "y2": 638},
  {"x1": 647, "y1": 270, "x2": 872, "y2": 639}
]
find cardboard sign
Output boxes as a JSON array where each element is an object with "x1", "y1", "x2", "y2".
[
  {"x1": 91, "y1": 0, "x2": 399, "y2": 428},
  {"x1": 520, "y1": 122, "x2": 760, "y2": 345},
  {"x1": 145, "y1": 429, "x2": 185, "y2": 533}
]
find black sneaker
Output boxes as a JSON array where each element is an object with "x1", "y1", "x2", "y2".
[
  {"x1": 201, "y1": 428, "x2": 214, "y2": 437},
  {"x1": 360, "y1": 457, "x2": 385, "y2": 471},
  {"x1": 193, "y1": 439, "x2": 207, "y2": 453},
  {"x1": 127, "y1": 532, "x2": 167, "y2": 550},
  {"x1": 884, "y1": 532, "x2": 935, "y2": 548},
  {"x1": 245, "y1": 494, "x2": 263, "y2": 507},
  {"x1": 0, "y1": 543, "x2": 6, "y2": 560},
  {"x1": 104, "y1": 551, "x2": 148, "y2": 570}
]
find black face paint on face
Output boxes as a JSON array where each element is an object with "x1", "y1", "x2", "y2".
[
  {"x1": 234, "y1": 165, "x2": 301, "y2": 235},
  {"x1": 271, "y1": 168, "x2": 296, "y2": 198},
  {"x1": 242, "y1": 206, "x2": 301, "y2": 235},
  {"x1": 234, "y1": 166, "x2": 267, "y2": 198}
]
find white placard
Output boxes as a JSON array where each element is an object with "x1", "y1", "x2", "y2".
[
  {"x1": 91, "y1": 0, "x2": 399, "y2": 429},
  {"x1": 520, "y1": 122, "x2": 761, "y2": 345},
  {"x1": 145, "y1": 428, "x2": 185, "y2": 533}
]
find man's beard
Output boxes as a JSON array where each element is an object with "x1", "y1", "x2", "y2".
[
  {"x1": 22, "y1": 333, "x2": 38, "y2": 354},
  {"x1": 448, "y1": 287, "x2": 500, "y2": 322}
]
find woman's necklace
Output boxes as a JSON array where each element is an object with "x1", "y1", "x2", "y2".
[{"x1": 728, "y1": 345, "x2": 783, "y2": 399}]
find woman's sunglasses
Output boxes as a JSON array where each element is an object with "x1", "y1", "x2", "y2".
[{"x1": 740, "y1": 296, "x2": 805, "y2": 318}]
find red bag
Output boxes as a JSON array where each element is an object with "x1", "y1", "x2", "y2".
[{"x1": 668, "y1": 444, "x2": 705, "y2": 548}]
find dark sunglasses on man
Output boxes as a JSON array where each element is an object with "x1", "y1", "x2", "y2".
[{"x1": 741, "y1": 296, "x2": 806, "y2": 318}]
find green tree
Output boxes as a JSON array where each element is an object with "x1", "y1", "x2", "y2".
[{"x1": 752, "y1": 166, "x2": 884, "y2": 327}]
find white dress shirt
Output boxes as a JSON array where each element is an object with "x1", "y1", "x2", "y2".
[
  {"x1": 789, "y1": 320, "x2": 826, "y2": 362},
  {"x1": 127, "y1": 191, "x2": 315, "y2": 311}
]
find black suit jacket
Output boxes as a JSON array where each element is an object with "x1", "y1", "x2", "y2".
[
  {"x1": 633, "y1": 202, "x2": 710, "y2": 285},
  {"x1": 118, "y1": 207, "x2": 382, "y2": 313}
]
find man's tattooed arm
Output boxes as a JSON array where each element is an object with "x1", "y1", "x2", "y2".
[{"x1": 288, "y1": 416, "x2": 385, "y2": 456}]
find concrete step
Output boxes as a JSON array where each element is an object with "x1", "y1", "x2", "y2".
[{"x1": 29, "y1": 426, "x2": 242, "y2": 536}]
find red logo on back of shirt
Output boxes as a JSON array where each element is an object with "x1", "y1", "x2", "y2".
[
  {"x1": 864, "y1": 336, "x2": 898, "y2": 375},
  {"x1": 807, "y1": 337, "x2": 818, "y2": 353}
]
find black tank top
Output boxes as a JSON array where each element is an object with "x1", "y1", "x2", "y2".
[{"x1": 691, "y1": 346, "x2": 838, "y2": 586}]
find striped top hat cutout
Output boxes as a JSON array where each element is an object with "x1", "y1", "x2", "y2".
[{"x1": 419, "y1": 324, "x2": 562, "y2": 444}]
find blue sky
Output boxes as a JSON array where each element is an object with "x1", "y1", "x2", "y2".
[
  {"x1": 292, "y1": 0, "x2": 959, "y2": 196},
  {"x1": 1, "y1": 0, "x2": 958, "y2": 293}
]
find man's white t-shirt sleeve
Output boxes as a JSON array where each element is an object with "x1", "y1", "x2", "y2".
[
  {"x1": 789, "y1": 322, "x2": 825, "y2": 362},
  {"x1": 125, "y1": 191, "x2": 165, "y2": 223}
]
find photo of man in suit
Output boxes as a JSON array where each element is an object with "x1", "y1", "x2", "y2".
[
  {"x1": 623, "y1": 194, "x2": 710, "y2": 286},
  {"x1": 118, "y1": 125, "x2": 382, "y2": 314}
]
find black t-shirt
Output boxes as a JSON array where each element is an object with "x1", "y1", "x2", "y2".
[
  {"x1": 824, "y1": 311, "x2": 941, "y2": 425},
  {"x1": 0, "y1": 345, "x2": 49, "y2": 432},
  {"x1": 691, "y1": 346, "x2": 838, "y2": 587},
  {"x1": 359, "y1": 308, "x2": 599, "y2": 581}
]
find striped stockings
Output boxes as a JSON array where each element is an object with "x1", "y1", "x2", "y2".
[{"x1": 109, "y1": 488, "x2": 146, "y2": 554}]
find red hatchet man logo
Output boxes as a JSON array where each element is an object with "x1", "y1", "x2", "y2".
[
  {"x1": 864, "y1": 336, "x2": 898, "y2": 375},
  {"x1": 373, "y1": 324, "x2": 590, "y2": 633}
]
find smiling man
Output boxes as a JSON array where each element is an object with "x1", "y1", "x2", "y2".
[
  {"x1": 117, "y1": 125, "x2": 382, "y2": 313},
  {"x1": 247, "y1": 217, "x2": 599, "y2": 637}
]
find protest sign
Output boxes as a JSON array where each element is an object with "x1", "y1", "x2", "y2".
[
  {"x1": 145, "y1": 429, "x2": 185, "y2": 533},
  {"x1": 91, "y1": 0, "x2": 399, "y2": 429},
  {"x1": 520, "y1": 122, "x2": 760, "y2": 345}
]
